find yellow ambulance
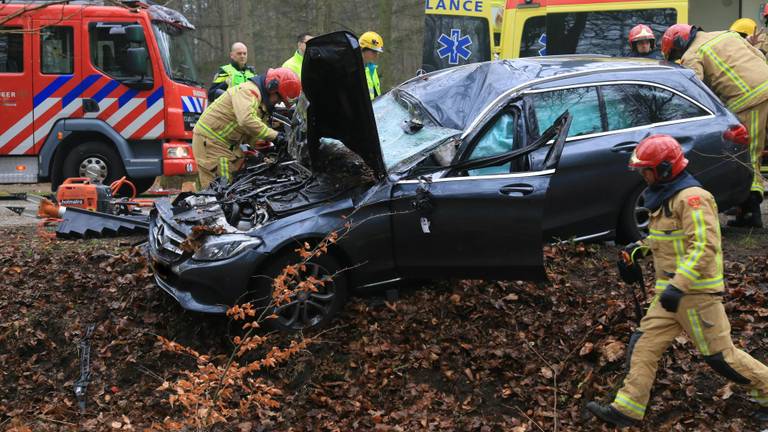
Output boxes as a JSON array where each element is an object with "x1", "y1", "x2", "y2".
[{"x1": 422, "y1": 0, "x2": 688, "y2": 71}]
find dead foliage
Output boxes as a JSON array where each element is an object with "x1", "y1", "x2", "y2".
[{"x1": 0, "y1": 226, "x2": 766, "y2": 431}]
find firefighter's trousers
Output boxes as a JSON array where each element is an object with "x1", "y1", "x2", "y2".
[
  {"x1": 735, "y1": 99, "x2": 768, "y2": 194},
  {"x1": 192, "y1": 132, "x2": 243, "y2": 188},
  {"x1": 611, "y1": 292, "x2": 768, "y2": 420}
]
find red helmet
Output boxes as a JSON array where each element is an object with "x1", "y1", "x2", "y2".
[
  {"x1": 629, "y1": 135, "x2": 688, "y2": 183},
  {"x1": 265, "y1": 67, "x2": 302, "y2": 102},
  {"x1": 763, "y1": 4, "x2": 768, "y2": 19},
  {"x1": 661, "y1": 24, "x2": 694, "y2": 61},
  {"x1": 629, "y1": 24, "x2": 656, "y2": 50}
]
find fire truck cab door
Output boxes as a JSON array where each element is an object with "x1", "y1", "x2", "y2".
[
  {"x1": 31, "y1": 17, "x2": 83, "y2": 154},
  {"x1": 0, "y1": 16, "x2": 35, "y2": 179}
]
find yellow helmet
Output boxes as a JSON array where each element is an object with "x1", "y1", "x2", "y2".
[
  {"x1": 359, "y1": 31, "x2": 384, "y2": 52},
  {"x1": 730, "y1": 18, "x2": 757, "y2": 36}
]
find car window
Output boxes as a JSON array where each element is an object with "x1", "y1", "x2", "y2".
[
  {"x1": 0, "y1": 27, "x2": 23, "y2": 73},
  {"x1": 545, "y1": 8, "x2": 676, "y2": 56},
  {"x1": 529, "y1": 87, "x2": 601, "y2": 137},
  {"x1": 602, "y1": 84, "x2": 709, "y2": 131},
  {"x1": 41, "y1": 26, "x2": 74, "y2": 75},
  {"x1": 466, "y1": 112, "x2": 515, "y2": 176},
  {"x1": 520, "y1": 16, "x2": 546, "y2": 57}
]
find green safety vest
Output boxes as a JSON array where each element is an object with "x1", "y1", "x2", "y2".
[
  {"x1": 365, "y1": 64, "x2": 381, "y2": 101},
  {"x1": 213, "y1": 63, "x2": 256, "y2": 87},
  {"x1": 282, "y1": 51, "x2": 303, "y2": 78}
]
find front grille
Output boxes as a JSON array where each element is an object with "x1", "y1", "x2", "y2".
[
  {"x1": 183, "y1": 112, "x2": 200, "y2": 131},
  {"x1": 151, "y1": 216, "x2": 186, "y2": 262}
]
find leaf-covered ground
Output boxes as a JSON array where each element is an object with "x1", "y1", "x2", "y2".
[{"x1": 0, "y1": 226, "x2": 767, "y2": 431}]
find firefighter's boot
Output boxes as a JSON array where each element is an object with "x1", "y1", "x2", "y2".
[{"x1": 586, "y1": 401, "x2": 639, "y2": 427}]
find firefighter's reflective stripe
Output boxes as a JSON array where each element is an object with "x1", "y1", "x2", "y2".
[
  {"x1": 752, "y1": 389, "x2": 768, "y2": 407},
  {"x1": 196, "y1": 120, "x2": 231, "y2": 146},
  {"x1": 687, "y1": 308, "x2": 710, "y2": 355},
  {"x1": 648, "y1": 229, "x2": 686, "y2": 240},
  {"x1": 698, "y1": 33, "x2": 751, "y2": 94},
  {"x1": 729, "y1": 79, "x2": 768, "y2": 112},
  {"x1": 219, "y1": 157, "x2": 230, "y2": 182},
  {"x1": 613, "y1": 392, "x2": 646, "y2": 418},
  {"x1": 750, "y1": 110, "x2": 765, "y2": 193},
  {"x1": 655, "y1": 277, "x2": 724, "y2": 291},
  {"x1": 677, "y1": 209, "x2": 706, "y2": 280}
]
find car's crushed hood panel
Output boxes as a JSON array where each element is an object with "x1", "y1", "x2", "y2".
[{"x1": 301, "y1": 31, "x2": 386, "y2": 179}]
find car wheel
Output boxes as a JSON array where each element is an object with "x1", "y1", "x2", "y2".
[
  {"x1": 617, "y1": 186, "x2": 650, "y2": 244},
  {"x1": 247, "y1": 251, "x2": 348, "y2": 332},
  {"x1": 61, "y1": 141, "x2": 126, "y2": 191}
]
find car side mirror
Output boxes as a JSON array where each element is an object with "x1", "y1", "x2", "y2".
[
  {"x1": 124, "y1": 25, "x2": 145, "y2": 44},
  {"x1": 126, "y1": 47, "x2": 148, "y2": 76}
]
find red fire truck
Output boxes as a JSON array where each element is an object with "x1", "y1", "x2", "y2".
[{"x1": 0, "y1": 0, "x2": 202, "y2": 192}]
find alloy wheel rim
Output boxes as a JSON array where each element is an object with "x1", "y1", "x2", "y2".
[{"x1": 273, "y1": 262, "x2": 336, "y2": 329}]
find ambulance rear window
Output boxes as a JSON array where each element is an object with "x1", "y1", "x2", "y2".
[
  {"x1": 545, "y1": 8, "x2": 676, "y2": 57},
  {"x1": 0, "y1": 27, "x2": 23, "y2": 73}
]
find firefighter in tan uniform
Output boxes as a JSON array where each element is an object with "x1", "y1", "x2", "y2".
[
  {"x1": 587, "y1": 135, "x2": 768, "y2": 427},
  {"x1": 662, "y1": 24, "x2": 768, "y2": 228},
  {"x1": 193, "y1": 68, "x2": 301, "y2": 187}
]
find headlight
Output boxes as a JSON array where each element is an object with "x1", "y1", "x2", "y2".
[
  {"x1": 192, "y1": 235, "x2": 262, "y2": 261},
  {"x1": 167, "y1": 145, "x2": 190, "y2": 158}
]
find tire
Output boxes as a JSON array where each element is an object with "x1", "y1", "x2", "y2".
[
  {"x1": 61, "y1": 141, "x2": 126, "y2": 192},
  {"x1": 617, "y1": 185, "x2": 650, "y2": 244},
  {"x1": 246, "y1": 250, "x2": 348, "y2": 332}
]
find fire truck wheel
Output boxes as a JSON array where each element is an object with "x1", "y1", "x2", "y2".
[{"x1": 62, "y1": 141, "x2": 127, "y2": 191}]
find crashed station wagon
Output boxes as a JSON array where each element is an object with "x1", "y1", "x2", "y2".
[{"x1": 149, "y1": 32, "x2": 751, "y2": 330}]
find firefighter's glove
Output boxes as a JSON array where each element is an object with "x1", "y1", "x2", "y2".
[
  {"x1": 623, "y1": 242, "x2": 648, "y2": 261},
  {"x1": 617, "y1": 258, "x2": 644, "y2": 285},
  {"x1": 659, "y1": 284, "x2": 684, "y2": 313},
  {"x1": 274, "y1": 132, "x2": 288, "y2": 146}
]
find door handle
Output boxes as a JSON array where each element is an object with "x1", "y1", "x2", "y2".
[
  {"x1": 610, "y1": 142, "x2": 638, "y2": 153},
  {"x1": 499, "y1": 184, "x2": 534, "y2": 196}
]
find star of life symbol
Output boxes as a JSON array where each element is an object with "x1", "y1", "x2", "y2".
[{"x1": 437, "y1": 29, "x2": 472, "y2": 65}]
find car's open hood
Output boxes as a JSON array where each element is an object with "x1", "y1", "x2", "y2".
[{"x1": 302, "y1": 31, "x2": 386, "y2": 179}]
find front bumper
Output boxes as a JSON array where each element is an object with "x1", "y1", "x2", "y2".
[{"x1": 148, "y1": 211, "x2": 269, "y2": 314}]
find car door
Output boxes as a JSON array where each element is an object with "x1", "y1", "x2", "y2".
[
  {"x1": 0, "y1": 16, "x2": 35, "y2": 181},
  {"x1": 390, "y1": 109, "x2": 571, "y2": 281},
  {"x1": 524, "y1": 85, "x2": 641, "y2": 239},
  {"x1": 31, "y1": 17, "x2": 81, "y2": 154}
]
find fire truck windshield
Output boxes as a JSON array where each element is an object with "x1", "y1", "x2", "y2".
[{"x1": 152, "y1": 22, "x2": 200, "y2": 86}]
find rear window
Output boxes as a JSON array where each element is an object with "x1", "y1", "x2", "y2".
[
  {"x1": 546, "y1": 8, "x2": 677, "y2": 56},
  {"x1": 520, "y1": 16, "x2": 546, "y2": 58},
  {"x1": 602, "y1": 84, "x2": 709, "y2": 131},
  {"x1": 0, "y1": 27, "x2": 23, "y2": 73},
  {"x1": 422, "y1": 15, "x2": 491, "y2": 73}
]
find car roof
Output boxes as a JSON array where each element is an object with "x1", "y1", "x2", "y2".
[{"x1": 399, "y1": 56, "x2": 682, "y2": 131}]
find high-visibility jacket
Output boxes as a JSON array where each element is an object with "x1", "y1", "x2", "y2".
[
  {"x1": 282, "y1": 51, "x2": 304, "y2": 78},
  {"x1": 365, "y1": 63, "x2": 381, "y2": 101},
  {"x1": 681, "y1": 30, "x2": 768, "y2": 113},
  {"x1": 640, "y1": 186, "x2": 724, "y2": 294},
  {"x1": 212, "y1": 62, "x2": 256, "y2": 87},
  {"x1": 207, "y1": 62, "x2": 256, "y2": 101},
  {"x1": 194, "y1": 80, "x2": 278, "y2": 150}
]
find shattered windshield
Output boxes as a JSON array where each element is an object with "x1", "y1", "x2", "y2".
[
  {"x1": 152, "y1": 22, "x2": 200, "y2": 86},
  {"x1": 374, "y1": 93, "x2": 461, "y2": 172}
]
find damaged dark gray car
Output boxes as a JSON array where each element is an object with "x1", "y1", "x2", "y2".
[{"x1": 149, "y1": 32, "x2": 750, "y2": 330}]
